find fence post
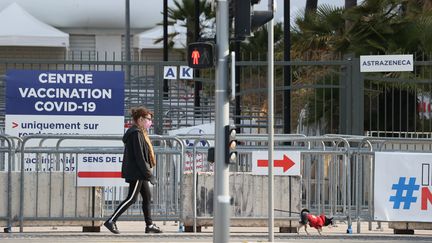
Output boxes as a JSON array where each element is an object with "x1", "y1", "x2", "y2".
[
  {"x1": 340, "y1": 55, "x2": 364, "y2": 135},
  {"x1": 155, "y1": 63, "x2": 164, "y2": 135},
  {"x1": 5, "y1": 137, "x2": 13, "y2": 233},
  {"x1": 340, "y1": 55, "x2": 352, "y2": 134},
  {"x1": 351, "y1": 57, "x2": 364, "y2": 135}
]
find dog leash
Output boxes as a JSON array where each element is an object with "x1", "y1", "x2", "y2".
[{"x1": 274, "y1": 209, "x2": 301, "y2": 214}]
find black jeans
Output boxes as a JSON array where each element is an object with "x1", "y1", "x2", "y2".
[{"x1": 107, "y1": 180, "x2": 152, "y2": 226}]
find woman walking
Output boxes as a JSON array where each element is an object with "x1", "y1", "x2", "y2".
[{"x1": 104, "y1": 106, "x2": 162, "y2": 234}]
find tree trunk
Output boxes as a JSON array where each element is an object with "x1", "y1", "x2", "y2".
[
  {"x1": 345, "y1": 0, "x2": 357, "y2": 9},
  {"x1": 344, "y1": 0, "x2": 357, "y2": 30},
  {"x1": 305, "y1": 0, "x2": 318, "y2": 15}
]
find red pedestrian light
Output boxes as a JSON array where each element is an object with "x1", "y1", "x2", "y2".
[
  {"x1": 191, "y1": 49, "x2": 200, "y2": 65},
  {"x1": 187, "y1": 42, "x2": 214, "y2": 68}
]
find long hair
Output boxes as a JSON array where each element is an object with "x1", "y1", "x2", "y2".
[
  {"x1": 130, "y1": 106, "x2": 156, "y2": 167},
  {"x1": 130, "y1": 106, "x2": 153, "y2": 123}
]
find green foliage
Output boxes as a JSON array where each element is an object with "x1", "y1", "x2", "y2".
[
  {"x1": 287, "y1": 0, "x2": 432, "y2": 132},
  {"x1": 156, "y1": 0, "x2": 215, "y2": 52},
  {"x1": 292, "y1": 4, "x2": 345, "y2": 55},
  {"x1": 293, "y1": 0, "x2": 432, "y2": 56},
  {"x1": 237, "y1": 23, "x2": 284, "y2": 60}
]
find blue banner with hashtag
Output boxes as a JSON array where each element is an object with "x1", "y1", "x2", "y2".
[{"x1": 389, "y1": 177, "x2": 420, "y2": 209}]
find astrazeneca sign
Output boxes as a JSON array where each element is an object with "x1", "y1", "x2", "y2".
[{"x1": 360, "y1": 54, "x2": 413, "y2": 72}]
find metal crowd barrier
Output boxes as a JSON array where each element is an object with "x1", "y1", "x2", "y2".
[
  {"x1": 352, "y1": 137, "x2": 432, "y2": 233},
  {"x1": 2, "y1": 133, "x2": 432, "y2": 233},
  {"x1": 0, "y1": 134, "x2": 184, "y2": 232},
  {"x1": 179, "y1": 134, "x2": 355, "y2": 232},
  {"x1": 237, "y1": 135, "x2": 354, "y2": 229},
  {"x1": 0, "y1": 135, "x2": 17, "y2": 233},
  {"x1": 184, "y1": 134, "x2": 432, "y2": 233}
]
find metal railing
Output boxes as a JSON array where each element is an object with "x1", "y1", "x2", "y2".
[
  {"x1": 0, "y1": 134, "x2": 184, "y2": 232},
  {"x1": 2, "y1": 133, "x2": 432, "y2": 233},
  {"x1": 0, "y1": 134, "x2": 15, "y2": 233}
]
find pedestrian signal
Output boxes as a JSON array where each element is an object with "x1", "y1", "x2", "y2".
[{"x1": 187, "y1": 42, "x2": 214, "y2": 68}]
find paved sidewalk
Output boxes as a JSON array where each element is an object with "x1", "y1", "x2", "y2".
[{"x1": 1, "y1": 221, "x2": 432, "y2": 243}]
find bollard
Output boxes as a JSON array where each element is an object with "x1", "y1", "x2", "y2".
[
  {"x1": 178, "y1": 223, "x2": 185, "y2": 232},
  {"x1": 346, "y1": 225, "x2": 353, "y2": 234}
]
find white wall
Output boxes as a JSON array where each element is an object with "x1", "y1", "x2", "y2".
[{"x1": 95, "y1": 35, "x2": 122, "y2": 61}]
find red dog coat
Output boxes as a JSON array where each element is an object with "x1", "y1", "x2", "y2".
[{"x1": 306, "y1": 214, "x2": 326, "y2": 229}]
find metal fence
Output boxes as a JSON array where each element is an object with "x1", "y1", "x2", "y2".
[
  {"x1": 2, "y1": 133, "x2": 432, "y2": 233},
  {"x1": 2, "y1": 55, "x2": 432, "y2": 136},
  {"x1": 2, "y1": 53, "x2": 432, "y2": 232},
  {"x1": 0, "y1": 134, "x2": 184, "y2": 232},
  {"x1": 0, "y1": 134, "x2": 15, "y2": 233},
  {"x1": 0, "y1": 58, "x2": 216, "y2": 134},
  {"x1": 183, "y1": 134, "x2": 432, "y2": 233}
]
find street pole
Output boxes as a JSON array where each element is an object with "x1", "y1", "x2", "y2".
[
  {"x1": 125, "y1": 0, "x2": 131, "y2": 83},
  {"x1": 283, "y1": 0, "x2": 293, "y2": 231},
  {"x1": 194, "y1": 0, "x2": 202, "y2": 110},
  {"x1": 267, "y1": 0, "x2": 275, "y2": 241},
  {"x1": 214, "y1": 1, "x2": 230, "y2": 243},
  {"x1": 283, "y1": 0, "x2": 291, "y2": 135},
  {"x1": 163, "y1": 0, "x2": 168, "y2": 97},
  {"x1": 234, "y1": 41, "x2": 241, "y2": 131}
]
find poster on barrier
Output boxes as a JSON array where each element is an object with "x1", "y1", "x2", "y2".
[
  {"x1": 374, "y1": 152, "x2": 432, "y2": 222},
  {"x1": 22, "y1": 153, "x2": 76, "y2": 172},
  {"x1": 251, "y1": 151, "x2": 301, "y2": 176},
  {"x1": 77, "y1": 154, "x2": 126, "y2": 187},
  {"x1": 168, "y1": 123, "x2": 214, "y2": 173}
]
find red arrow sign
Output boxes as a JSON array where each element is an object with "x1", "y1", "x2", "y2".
[
  {"x1": 12, "y1": 122, "x2": 18, "y2": 128},
  {"x1": 257, "y1": 154, "x2": 295, "y2": 172}
]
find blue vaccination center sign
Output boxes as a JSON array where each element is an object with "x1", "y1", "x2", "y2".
[
  {"x1": 6, "y1": 70, "x2": 124, "y2": 116},
  {"x1": 5, "y1": 70, "x2": 125, "y2": 137}
]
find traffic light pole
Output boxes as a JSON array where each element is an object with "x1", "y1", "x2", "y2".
[
  {"x1": 267, "y1": 1, "x2": 275, "y2": 242},
  {"x1": 214, "y1": 1, "x2": 230, "y2": 243}
]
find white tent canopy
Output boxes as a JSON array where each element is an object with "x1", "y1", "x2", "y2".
[
  {"x1": 0, "y1": 3, "x2": 69, "y2": 47},
  {"x1": 133, "y1": 24, "x2": 186, "y2": 49},
  {"x1": 0, "y1": 0, "x2": 165, "y2": 29}
]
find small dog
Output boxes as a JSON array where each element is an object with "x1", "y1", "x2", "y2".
[{"x1": 298, "y1": 209, "x2": 334, "y2": 235}]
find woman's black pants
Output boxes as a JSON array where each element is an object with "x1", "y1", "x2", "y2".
[{"x1": 107, "y1": 180, "x2": 152, "y2": 226}]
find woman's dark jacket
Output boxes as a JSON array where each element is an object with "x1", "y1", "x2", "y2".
[{"x1": 121, "y1": 125, "x2": 153, "y2": 182}]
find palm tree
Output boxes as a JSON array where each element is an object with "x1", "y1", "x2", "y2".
[
  {"x1": 292, "y1": 0, "x2": 432, "y2": 133},
  {"x1": 341, "y1": 0, "x2": 432, "y2": 55},
  {"x1": 294, "y1": 0, "x2": 432, "y2": 57},
  {"x1": 344, "y1": 0, "x2": 357, "y2": 29},
  {"x1": 160, "y1": 0, "x2": 214, "y2": 51},
  {"x1": 157, "y1": 0, "x2": 215, "y2": 110},
  {"x1": 292, "y1": 4, "x2": 345, "y2": 59}
]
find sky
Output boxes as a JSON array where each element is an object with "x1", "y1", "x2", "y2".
[
  {"x1": 0, "y1": 0, "x2": 348, "y2": 29},
  {"x1": 254, "y1": 0, "x2": 345, "y2": 24}
]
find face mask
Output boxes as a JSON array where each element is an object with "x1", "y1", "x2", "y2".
[{"x1": 143, "y1": 119, "x2": 152, "y2": 129}]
